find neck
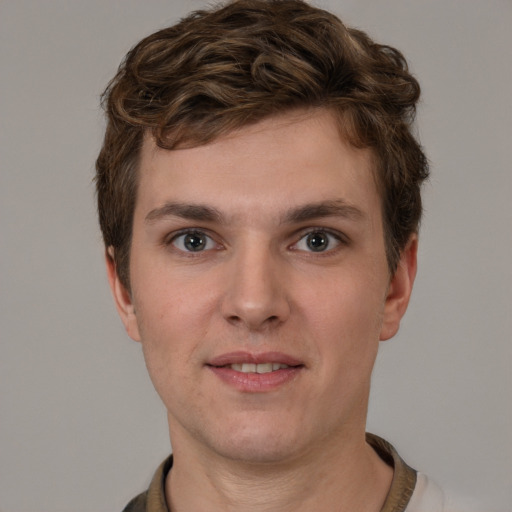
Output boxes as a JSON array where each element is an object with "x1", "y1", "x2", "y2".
[{"x1": 165, "y1": 430, "x2": 393, "y2": 512}]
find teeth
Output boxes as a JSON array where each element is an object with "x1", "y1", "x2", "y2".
[
  {"x1": 255, "y1": 363, "x2": 273, "y2": 373},
  {"x1": 230, "y1": 363, "x2": 290, "y2": 373}
]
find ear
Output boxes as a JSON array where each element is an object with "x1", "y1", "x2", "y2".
[
  {"x1": 105, "y1": 247, "x2": 141, "y2": 342},
  {"x1": 379, "y1": 234, "x2": 418, "y2": 341}
]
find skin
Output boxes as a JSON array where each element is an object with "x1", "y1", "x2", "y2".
[{"x1": 107, "y1": 109, "x2": 417, "y2": 511}]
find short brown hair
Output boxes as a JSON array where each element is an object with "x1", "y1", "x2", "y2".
[{"x1": 96, "y1": 0, "x2": 429, "y2": 289}]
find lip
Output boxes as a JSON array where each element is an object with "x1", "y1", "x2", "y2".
[{"x1": 207, "y1": 351, "x2": 304, "y2": 393}]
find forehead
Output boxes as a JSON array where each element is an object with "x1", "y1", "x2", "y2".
[{"x1": 136, "y1": 109, "x2": 379, "y2": 223}]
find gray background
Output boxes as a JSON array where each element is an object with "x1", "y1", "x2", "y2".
[{"x1": 1, "y1": 1, "x2": 511, "y2": 511}]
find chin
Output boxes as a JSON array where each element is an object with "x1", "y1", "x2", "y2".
[{"x1": 206, "y1": 419, "x2": 306, "y2": 465}]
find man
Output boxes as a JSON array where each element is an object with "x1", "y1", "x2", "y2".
[{"x1": 96, "y1": 1, "x2": 443, "y2": 510}]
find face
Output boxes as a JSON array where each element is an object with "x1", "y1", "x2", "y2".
[{"x1": 107, "y1": 109, "x2": 416, "y2": 464}]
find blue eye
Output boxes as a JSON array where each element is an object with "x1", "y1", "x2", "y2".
[
  {"x1": 171, "y1": 231, "x2": 216, "y2": 252},
  {"x1": 294, "y1": 231, "x2": 341, "y2": 252}
]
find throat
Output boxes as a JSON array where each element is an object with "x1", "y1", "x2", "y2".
[{"x1": 165, "y1": 438, "x2": 393, "y2": 512}]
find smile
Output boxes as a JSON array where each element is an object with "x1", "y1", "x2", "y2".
[{"x1": 207, "y1": 352, "x2": 303, "y2": 392}]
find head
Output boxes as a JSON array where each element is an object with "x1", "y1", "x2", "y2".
[
  {"x1": 97, "y1": 0, "x2": 428, "y2": 465},
  {"x1": 96, "y1": 0, "x2": 428, "y2": 291}
]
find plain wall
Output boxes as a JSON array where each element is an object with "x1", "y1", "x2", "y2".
[{"x1": 1, "y1": 1, "x2": 510, "y2": 511}]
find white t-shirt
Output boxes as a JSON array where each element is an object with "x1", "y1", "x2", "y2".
[{"x1": 407, "y1": 473, "x2": 484, "y2": 512}]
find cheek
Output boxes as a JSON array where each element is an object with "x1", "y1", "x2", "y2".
[
  {"x1": 306, "y1": 272, "x2": 385, "y2": 338},
  {"x1": 300, "y1": 272, "x2": 386, "y2": 375},
  {"x1": 131, "y1": 269, "x2": 217, "y2": 363},
  {"x1": 132, "y1": 280, "x2": 211, "y2": 407}
]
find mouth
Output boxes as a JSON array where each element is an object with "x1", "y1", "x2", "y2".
[
  {"x1": 206, "y1": 352, "x2": 304, "y2": 392},
  {"x1": 207, "y1": 351, "x2": 303, "y2": 370}
]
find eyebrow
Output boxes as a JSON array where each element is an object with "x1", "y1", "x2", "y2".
[
  {"x1": 145, "y1": 202, "x2": 223, "y2": 224},
  {"x1": 281, "y1": 200, "x2": 365, "y2": 224}
]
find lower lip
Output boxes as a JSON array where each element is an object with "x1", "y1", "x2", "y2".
[{"x1": 207, "y1": 366, "x2": 303, "y2": 392}]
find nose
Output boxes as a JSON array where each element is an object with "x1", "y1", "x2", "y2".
[{"x1": 221, "y1": 240, "x2": 291, "y2": 331}]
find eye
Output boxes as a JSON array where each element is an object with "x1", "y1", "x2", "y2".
[
  {"x1": 170, "y1": 230, "x2": 217, "y2": 252},
  {"x1": 293, "y1": 230, "x2": 342, "y2": 253}
]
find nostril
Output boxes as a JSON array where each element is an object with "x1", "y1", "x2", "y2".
[{"x1": 226, "y1": 313, "x2": 280, "y2": 329}]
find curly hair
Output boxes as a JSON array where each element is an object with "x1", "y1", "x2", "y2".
[{"x1": 96, "y1": 0, "x2": 429, "y2": 289}]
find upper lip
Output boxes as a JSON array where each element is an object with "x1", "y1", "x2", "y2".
[{"x1": 207, "y1": 351, "x2": 304, "y2": 367}]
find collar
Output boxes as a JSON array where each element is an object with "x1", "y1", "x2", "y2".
[
  {"x1": 366, "y1": 433, "x2": 417, "y2": 512},
  {"x1": 124, "y1": 433, "x2": 417, "y2": 512}
]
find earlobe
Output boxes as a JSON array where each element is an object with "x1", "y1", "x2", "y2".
[
  {"x1": 105, "y1": 247, "x2": 141, "y2": 342},
  {"x1": 379, "y1": 235, "x2": 418, "y2": 341}
]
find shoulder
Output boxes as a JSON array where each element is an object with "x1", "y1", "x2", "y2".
[{"x1": 406, "y1": 473, "x2": 486, "y2": 512}]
